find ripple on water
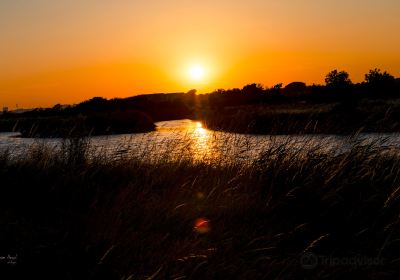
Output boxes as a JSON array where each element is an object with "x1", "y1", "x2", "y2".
[{"x1": 1, "y1": 120, "x2": 400, "y2": 163}]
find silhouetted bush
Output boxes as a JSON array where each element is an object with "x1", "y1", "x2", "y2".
[
  {"x1": 284, "y1": 82, "x2": 307, "y2": 95},
  {"x1": 365, "y1": 69, "x2": 395, "y2": 88},
  {"x1": 325, "y1": 69, "x2": 352, "y2": 90}
]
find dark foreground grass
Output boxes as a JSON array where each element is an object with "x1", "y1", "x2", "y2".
[{"x1": 1, "y1": 138, "x2": 400, "y2": 279}]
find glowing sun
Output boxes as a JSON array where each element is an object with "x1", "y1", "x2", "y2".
[{"x1": 188, "y1": 65, "x2": 205, "y2": 81}]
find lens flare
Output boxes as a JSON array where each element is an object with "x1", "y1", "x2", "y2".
[{"x1": 194, "y1": 218, "x2": 210, "y2": 234}]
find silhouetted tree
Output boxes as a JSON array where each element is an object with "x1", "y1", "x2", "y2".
[
  {"x1": 283, "y1": 82, "x2": 307, "y2": 96},
  {"x1": 52, "y1": 104, "x2": 62, "y2": 111},
  {"x1": 213, "y1": 89, "x2": 226, "y2": 94},
  {"x1": 365, "y1": 68, "x2": 395, "y2": 88},
  {"x1": 272, "y1": 83, "x2": 283, "y2": 89},
  {"x1": 268, "y1": 83, "x2": 283, "y2": 95},
  {"x1": 325, "y1": 70, "x2": 352, "y2": 89},
  {"x1": 77, "y1": 97, "x2": 110, "y2": 112},
  {"x1": 285, "y1": 82, "x2": 306, "y2": 91},
  {"x1": 242, "y1": 83, "x2": 264, "y2": 94},
  {"x1": 186, "y1": 89, "x2": 197, "y2": 95}
]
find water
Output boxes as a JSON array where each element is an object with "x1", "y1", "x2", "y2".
[{"x1": 1, "y1": 119, "x2": 400, "y2": 163}]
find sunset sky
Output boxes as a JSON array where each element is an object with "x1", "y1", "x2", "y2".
[{"x1": 1, "y1": 0, "x2": 400, "y2": 109}]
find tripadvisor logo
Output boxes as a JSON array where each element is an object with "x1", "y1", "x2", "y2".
[
  {"x1": 300, "y1": 252, "x2": 318, "y2": 270},
  {"x1": 300, "y1": 252, "x2": 383, "y2": 270}
]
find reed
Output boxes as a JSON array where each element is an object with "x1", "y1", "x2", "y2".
[{"x1": 0, "y1": 135, "x2": 399, "y2": 279}]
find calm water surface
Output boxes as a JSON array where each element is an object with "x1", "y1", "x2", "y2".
[{"x1": 1, "y1": 119, "x2": 400, "y2": 163}]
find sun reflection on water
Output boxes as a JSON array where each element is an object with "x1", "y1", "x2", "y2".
[
  {"x1": 153, "y1": 119, "x2": 218, "y2": 161},
  {"x1": 3, "y1": 119, "x2": 392, "y2": 164},
  {"x1": 196, "y1": 122, "x2": 203, "y2": 129},
  {"x1": 190, "y1": 121, "x2": 216, "y2": 161}
]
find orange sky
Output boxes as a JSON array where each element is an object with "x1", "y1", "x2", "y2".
[{"x1": 1, "y1": 0, "x2": 400, "y2": 109}]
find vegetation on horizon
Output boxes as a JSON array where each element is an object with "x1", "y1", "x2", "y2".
[{"x1": 0, "y1": 68, "x2": 399, "y2": 137}]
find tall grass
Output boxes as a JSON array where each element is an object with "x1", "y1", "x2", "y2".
[{"x1": 1, "y1": 136, "x2": 400, "y2": 279}]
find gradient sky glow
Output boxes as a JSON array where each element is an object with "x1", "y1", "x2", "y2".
[{"x1": 1, "y1": 0, "x2": 400, "y2": 108}]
